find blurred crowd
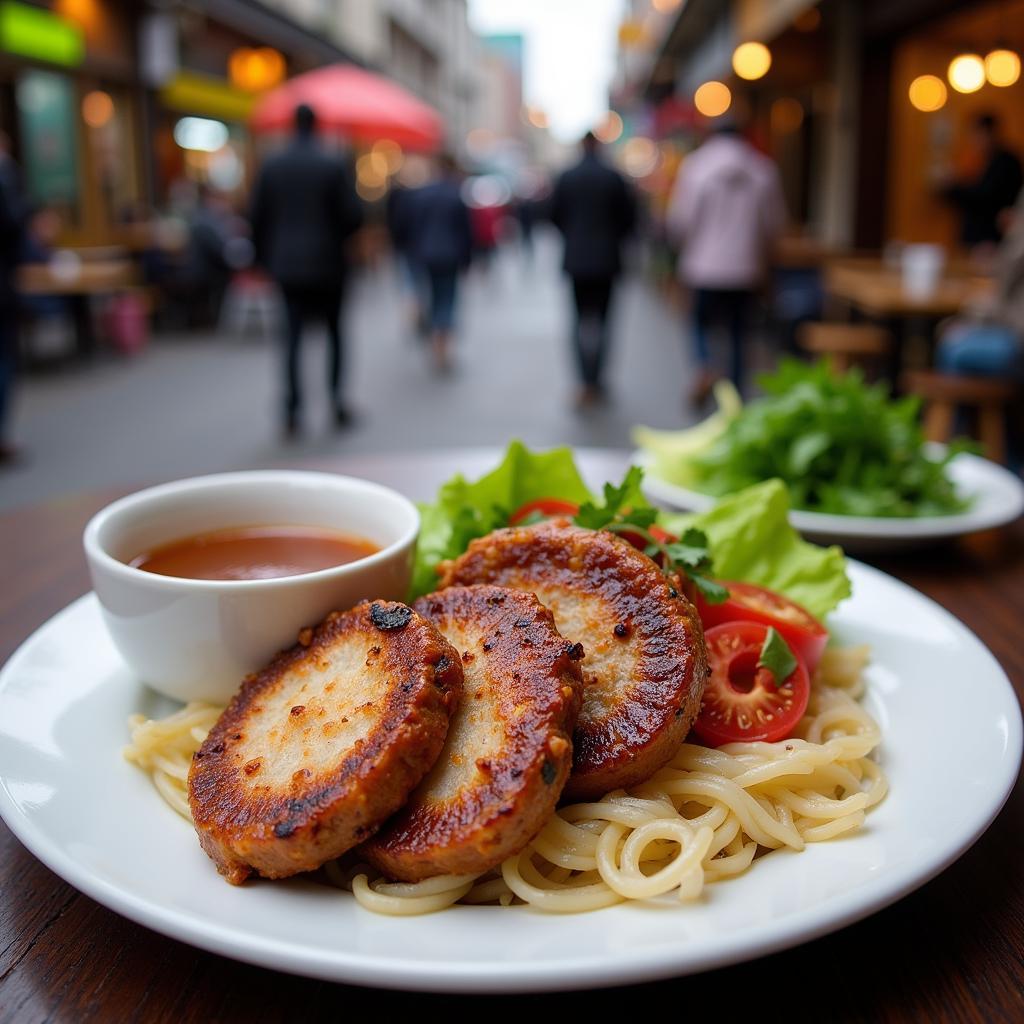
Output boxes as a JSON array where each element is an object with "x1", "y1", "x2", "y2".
[{"x1": 3, "y1": 102, "x2": 1024, "y2": 464}]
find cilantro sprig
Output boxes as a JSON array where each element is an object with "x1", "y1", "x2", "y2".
[{"x1": 571, "y1": 467, "x2": 729, "y2": 603}]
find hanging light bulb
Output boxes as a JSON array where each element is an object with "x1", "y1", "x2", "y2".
[
  {"x1": 948, "y1": 53, "x2": 986, "y2": 93},
  {"x1": 732, "y1": 42, "x2": 771, "y2": 81},
  {"x1": 908, "y1": 75, "x2": 948, "y2": 112},
  {"x1": 694, "y1": 81, "x2": 732, "y2": 118},
  {"x1": 985, "y1": 48, "x2": 1021, "y2": 87}
]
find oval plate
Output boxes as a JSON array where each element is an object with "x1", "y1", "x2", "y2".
[{"x1": 634, "y1": 449, "x2": 1024, "y2": 553}]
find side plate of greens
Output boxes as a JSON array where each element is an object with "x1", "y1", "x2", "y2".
[{"x1": 633, "y1": 361, "x2": 1024, "y2": 551}]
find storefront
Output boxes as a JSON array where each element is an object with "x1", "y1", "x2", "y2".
[
  {"x1": 0, "y1": 0, "x2": 146, "y2": 247},
  {"x1": 142, "y1": 0, "x2": 357, "y2": 208}
]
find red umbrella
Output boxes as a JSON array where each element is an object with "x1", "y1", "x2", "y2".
[{"x1": 250, "y1": 64, "x2": 444, "y2": 151}]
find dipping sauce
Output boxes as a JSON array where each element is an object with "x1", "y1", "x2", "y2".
[{"x1": 129, "y1": 525, "x2": 379, "y2": 581}]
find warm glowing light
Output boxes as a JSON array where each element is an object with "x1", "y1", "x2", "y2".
[
  {"x1": 651, "y1": 0, "x2": 682, "y2": 12},
  {"x1": 620, "y1": 136, "x2": 659, "y2": 178},
  {"x1": 732, "y1": 42, "x2": 771, "y2": 81},
  {"x1": 594, "y1": 111, "x2": 623, "y2": 143},
  {"x1": 694, "y1": 81, "x2": 732, "y2": 118},
  {"x1": 228, "y1": 47, "x2": 285, "y2": 92},
  {"x1": 617, "y1": 19, "x2": 646, "y2": 47},
  {"x1": 356, "y1": 151, "x2": 389, "y2": 188},
  {"x1": 372, "y1": 138, "x2": 403, "y2": 175},
  {"x1": 908, "y1": 74, "x2": 947, "y2": 112},
  {"x1": 985, "y1": 48, "x2": 1021, "y2": 87},
  {"x1": 770, "y1": 97, "x2": 804, "y2": 133},
  {"x1": 948, "y1": 54, "x2": 986, "y2": 93},
  {"x1": 81, "y1": 89, "x2": 113, "y2": 128}
]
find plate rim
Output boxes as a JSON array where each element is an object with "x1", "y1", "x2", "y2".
[
  {"x1": 633, "y1": 449, "x2": 1024, "y2": 540},
  {"x1": 0, "y1": 569, "x2": 1021, "y2": 993}
]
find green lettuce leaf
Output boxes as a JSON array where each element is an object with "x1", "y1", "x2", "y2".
[
  {"x1": 662, "y1": 479, "x2": 851, "y2": 620},
  {"x1": 411, "y1": 440, "x2": 593, "y2": 598}
]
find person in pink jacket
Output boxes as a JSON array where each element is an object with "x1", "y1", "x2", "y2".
[{"x1": 667, "y1": 122, "x2": 787, "y2": 401}]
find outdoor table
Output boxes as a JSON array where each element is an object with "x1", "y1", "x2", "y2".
[
  {"x1": 1, "y1": 449, "x2": 1022, "y2": 1022},
  {"x1": 16, "y1": 259, "x2": 140, "y2": 360},
  {"x1": 824, "y1": 260, "x2": 992, "y2": 320},
  {"x1": 823, "y1": 259, "x2": 994, "y2": 384}
]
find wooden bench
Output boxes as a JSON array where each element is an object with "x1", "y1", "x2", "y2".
[
  {"x1": 798, "y1": 322, "x2": 891, "y2": 375},
  {"x1": 902, "y1": 370, "x2": 1018, "y2": 464}
]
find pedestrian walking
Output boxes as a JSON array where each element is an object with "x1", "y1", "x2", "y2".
[
  {"x1": 251, "y1": 104, "x2": 363, "y2": 437},
  {"x1": 550, "y1": 131, "x2": 636, "y2": 407},
  {"x1": 667, "y1": 121, "x2": 786, "y2": 401},
  {"x1": 408, "y1": 154, "x2": 473, "y2": 372},
  {"x1": 0, "y1": 131, "x2": 25, "y2": 465},
  {"x1": 386, "y1": 180, "x2": 426, "y2": 335}
]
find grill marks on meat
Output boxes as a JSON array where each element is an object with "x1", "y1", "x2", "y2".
[
  {"x1": 437, "y1": 521, "x2": 708, "y2": 801},
  {"x1": 362, "y1": 585, "x2": 582, "y2": 881},
  {"x1": 188, "y1": 601, "x2": 463, "y2": 884}
]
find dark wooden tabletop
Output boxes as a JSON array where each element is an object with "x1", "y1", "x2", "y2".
[{"x1": 1, "y1": 450, "x2": 1022, "y2": 1024}]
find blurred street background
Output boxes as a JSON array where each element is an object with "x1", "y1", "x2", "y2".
[{"x1": 2, "y1": 0, "x2": 1024, "y2": 511}]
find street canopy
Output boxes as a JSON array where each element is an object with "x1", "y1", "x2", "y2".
[{"x1": 250, "y1": 63, "x2": 444, "y2": 151}]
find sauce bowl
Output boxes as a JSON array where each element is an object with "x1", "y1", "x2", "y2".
[{"x1": 83, "y1": 470, "x2": 419, "y2": 704}]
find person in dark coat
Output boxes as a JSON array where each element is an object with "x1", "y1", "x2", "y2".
[
  {"x1": 251, "y1": 104, "x2": 363, "y2": 436},
  {"x1": 408, "y1": 154, "x2": 473, "y2": 372},
  {"x1": 550, "y1": 131, "x2": 636, "y2": 406},
  {"x1": 0, "y1": 131, "x2": 25, "y2": 464},
  {"x1": 944, "y1": 113, "x2": 1023, "y2": 250}
]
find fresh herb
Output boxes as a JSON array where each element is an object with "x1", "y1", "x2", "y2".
[
  {"x1": 572, "y1": 467, "x2": 728, "y2": 603},
  {"x1": 573, "y1": 466, "x2": 657, "y2": 531},
  {"x1": 664, "y1": 529, "x2": 730, "y2": 604},
  {"x1": 758, "y1": 627, "x2": 798, "y2": 686}
]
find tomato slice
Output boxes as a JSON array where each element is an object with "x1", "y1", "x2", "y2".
[
  {"x1": 695, "y1": 581, "x2": 828, "y2": 675},
  {"x1": 508, "y1": 498, "x2": 580, "y2": 525},
  {"x1": 693, "y1": 621, "x2": 810, "y2": 746}
]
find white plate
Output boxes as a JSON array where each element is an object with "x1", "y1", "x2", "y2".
[
  {"x1": 634, "y1": 449, "x2": 1024, "y2": 552},
  {"x1": 0, "y1": 565, "x2": 1020, "y2": 993}
]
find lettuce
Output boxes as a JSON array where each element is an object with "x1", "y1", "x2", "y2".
[
  {"x1": 662, "y1": 479, "x2": 850, "y2": 620},
  {"x1": 411, "y1": 441, "x2": 593, "y2": 598},
  {"x1": 412, "y1": 443, "x2": 851, "y2": 622}
]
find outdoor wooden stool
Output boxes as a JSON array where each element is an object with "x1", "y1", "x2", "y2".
[
  {"x1": 902, "y1": 370, "x2": 1018, "y2": 464},
  {"x1": 798, "y1": 322, "x2": 892, "y2": 375}
]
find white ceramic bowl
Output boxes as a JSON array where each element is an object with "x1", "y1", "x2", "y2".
[{"x1": 83, "y1": 470, "x2": 419, "y2": 704}]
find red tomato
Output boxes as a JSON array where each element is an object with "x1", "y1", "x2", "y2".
[
  {"x1": 695, "y1": 581, "x2": 828, "y2": 675},
  {"x1": 693, "y1": 621, "x2": 811, "y2": 746},
  {"x1": 508, "y1": 498, "x2": 580, "y2": 525}
]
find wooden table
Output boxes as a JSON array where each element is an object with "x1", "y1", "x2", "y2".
[
  {"x1": 16, "y1": 259, "x2": 141, "y2": 360},
  {"x1": 1, "y1": 451, "x2": 1022, "y2": 1023},
  {"x1": 823, "y1": 259, "x2": 995, "y2": 385},
  {"x1": 16, "y1": 259, "x2": 139, "y2": 297},
  {"x1": 824, "y1": 260, "x2": 992, "y2": 320}
]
